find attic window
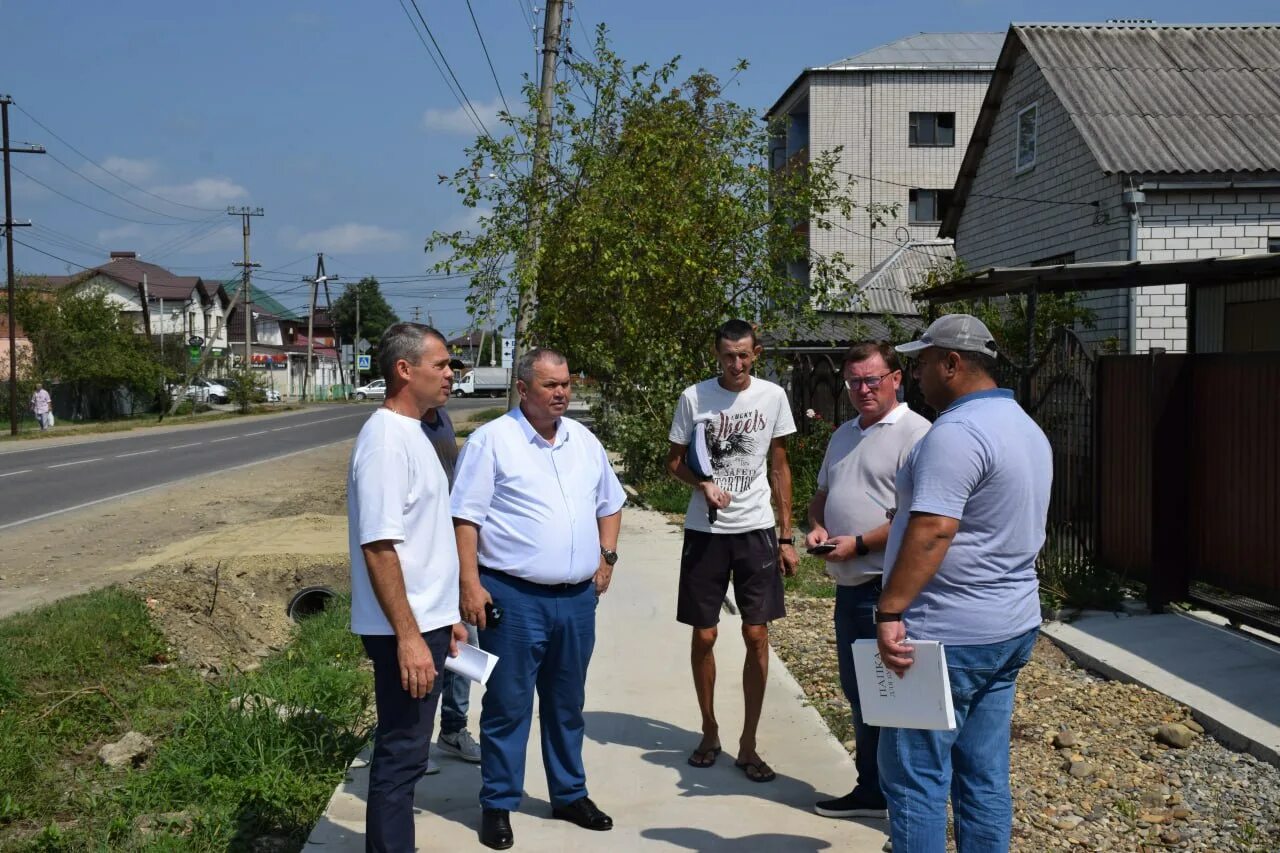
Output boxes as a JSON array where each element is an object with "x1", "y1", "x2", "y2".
[{"x1": 1015, "y1": 103, "x2": 1038, "y2": 173}]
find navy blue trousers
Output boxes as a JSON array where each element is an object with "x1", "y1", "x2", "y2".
[
  {"x1": 477, "y1": 569, "x2": 597, "y2": 811},
  {"x1": 834, "y1": 579, "x2": 884, "y2": 800},
  {"x1": 361, "y1": 627, "x2": 451, "y2": 853}
]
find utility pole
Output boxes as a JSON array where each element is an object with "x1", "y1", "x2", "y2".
[
  {"x1": 2, "y1": 95, "x2": 46, "y2": 436},
  {"x1": 411, "y1": 306, "x2": 421, "y2": 323},
  {"x1": 318, "y1": 266, "x2": 346, "y2": 393},
  {"x1": 353, "y1": 288, "x2": 360, "y2": 391},
  {"x1": 228, "y1": 206, "x2": 263, "y2": 377},
  {"x1": 302, "y1": 254, "x2": 337, "y2": 402},
  {"x1": 509, "y1": 0, "x2": 563, "y2": 408}
]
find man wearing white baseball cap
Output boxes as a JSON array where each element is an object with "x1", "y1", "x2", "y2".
[{"x1": 875, "y1": 314, "x2": 1051, "y2": 853}]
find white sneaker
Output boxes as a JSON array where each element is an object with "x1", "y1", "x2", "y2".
[
  {"x1": 437, "y1": 729, "x2": 482, "y2": 763},
  {"x1": 425, "y1": 758, "x2": 441, "y2": 775}
]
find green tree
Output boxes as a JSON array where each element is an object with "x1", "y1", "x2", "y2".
[
  {"x1": 428, "y1": 31, "x2": 888, "y2": 481},
  {"x1": 16, "y1": 286, "x2": 164, "y2": 419},
  {"x1": 330, "y1": 278, "x2": 400, "y2": 378}
]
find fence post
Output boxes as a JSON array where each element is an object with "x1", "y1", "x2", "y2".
[{"x1": 1148, "y1": 350, "x2": 1191, "y2": 613}]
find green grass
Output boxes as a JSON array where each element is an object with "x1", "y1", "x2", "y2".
[
  {"x1": 0, "y1": 589, "x2": 371, "y2": 851},
  {"x1": 632, "y1": 479, "x2": 691, "y2": 515},
  {"x1": 784, "y1": 553, "x2": 837, "y2": 599}
]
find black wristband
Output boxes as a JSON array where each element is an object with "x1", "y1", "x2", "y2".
[
  {"x1": 855, "y1": 534, "x2": 870, "y2": 557},
  {"x1": 777, "y1": 537, "x2": 794, "y2": 545}
]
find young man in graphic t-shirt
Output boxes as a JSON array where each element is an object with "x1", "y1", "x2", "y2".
[{"x1": 665, "y1": 318, "x2": 798, "y2": 784}]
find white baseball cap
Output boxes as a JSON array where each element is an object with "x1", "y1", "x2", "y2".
[{"x1": 895, "y1": 314, "x2": 999, "y2": 356}]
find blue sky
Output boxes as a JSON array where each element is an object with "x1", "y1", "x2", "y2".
[{"x1": 3, "y1": 0, "x2": 1275, "y2": 336}]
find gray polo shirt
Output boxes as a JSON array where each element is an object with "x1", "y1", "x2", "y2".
[{"x1": 817, "y1": 403, "x2": 931, "y2": 585}]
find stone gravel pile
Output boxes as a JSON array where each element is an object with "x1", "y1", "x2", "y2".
[{"x1": 771, "y1": 596, "x2": 1280, "y2": 852}]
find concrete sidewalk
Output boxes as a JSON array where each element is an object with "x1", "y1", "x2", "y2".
[{"x1": 306, "y1": 508, "x2": 886, "y2": 852}]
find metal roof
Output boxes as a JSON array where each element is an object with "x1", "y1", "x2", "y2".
[
  {"x1": 917, "y1": 251, "x2": 1280, "y2": 302},
  {"x1": 764, "y1": 312, "x2": 925, "y2": 351},
  {"x1": 1017, "y1": 24, "x2": 1280, "y2": 175},
  {"x1": 942, "y1": 23, "x2": 1280, "y2": 237},
  {"x1": 850, "y1": 239, "x2": 953, "y2": 314},
  {"x1": 822, "y1": 32, "x2": 1004, "y2": 70}
]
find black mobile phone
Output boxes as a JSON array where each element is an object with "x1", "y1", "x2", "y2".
[
  {"x1": 806, "y1": 542, "x2": 837, "y2": 556},
  {"x1": 484, "y1": 601, "x2": 503, "y2": 627}
]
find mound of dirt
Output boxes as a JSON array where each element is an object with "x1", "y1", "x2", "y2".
[{"x1": 129, "y1": 552, "x2": 350, "y2": 675}]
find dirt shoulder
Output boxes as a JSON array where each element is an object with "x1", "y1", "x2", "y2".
[{"x1": 0, "y1": 440, "x2": 354, "y2": 621}]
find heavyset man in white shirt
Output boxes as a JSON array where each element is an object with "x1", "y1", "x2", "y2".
[
  {"x1": 346, "y1": 323, "x2": 468, "y2": 853},
  {"x1": 805, "y1": 341, "x2": 930, "y2": 821},
  {"x1": 451, "y1": 347, "x2": 625, "y2": 851}
]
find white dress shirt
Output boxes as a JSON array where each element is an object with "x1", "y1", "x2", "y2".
[{"x1": 451, "y1": 407, "x2": 626, "y2": 584}]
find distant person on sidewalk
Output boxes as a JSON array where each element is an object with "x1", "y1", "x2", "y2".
[
  {"x1": 347, "y1": 323, "x2": 467, "y2": 853},
  {"x1": 30, "y1": 383, "x2": 52, "y2": 431},
  {"x1": 422, "y1": 402, "x2": 483, "y2": 768},
  {"x1": 877, "y1": 314, "x2": 1051, "y2": 853},
  {"x1": 807, "y1": 341, "x2": 930, "y2": 820},
  {"x1": 451, "y1": 347, "x2": 624, "y2": 851},
  {"x1": 664, "y1": 318, "x2": 798, "y2": 784}
]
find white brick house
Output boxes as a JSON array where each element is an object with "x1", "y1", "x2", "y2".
[
  {"x1": 766, "y1": 32, "x2": 1002, "y2": 296},
  {"x1": 942, "y1": 23, "x2": 1280, "y2": 354}
]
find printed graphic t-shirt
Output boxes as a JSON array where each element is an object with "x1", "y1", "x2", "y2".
[{"x1": 669, "y1": 376, "x2": 797, "y2": 534}]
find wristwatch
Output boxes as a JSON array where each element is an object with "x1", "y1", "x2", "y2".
[
  {"x1": 873, "y1": 607, "x2": 904, "y2": 623},
  {"x1": 854, "y1": 534, "x2": 870, "y2": 557},
  {"x1": 777, "y1": 536, "x2": 794, "y2": 546},
  {"x1": 600, "y1": 547, "x2": 618, "y2": 566}
]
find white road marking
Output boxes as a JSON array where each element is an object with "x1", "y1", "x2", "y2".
[
  {"x1": 0, "y1": 469, "x2": 32, "y2": 478},
  {"x1": 271, "y1": 426, "x2": 292, "y2": 432},
  {"x1": 115, "y1": 449, "x2": 160, "y2": 459},
  {"x1": 48, "y1": 458, "x2": 102, "y2": 469},
  {"x1": 167, "y1": 442, "x2": 202, "y2": 450},
  {"x1": 243, "y1": 431, "x2": 268, "y2": 437},
  {"x1": 210, "y1": 436, "x2": 237, "y2": 443}
]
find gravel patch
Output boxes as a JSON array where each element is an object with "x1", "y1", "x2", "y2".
[{"x1": 771, "y1": 595, "x2": 1280, "y2": 851}]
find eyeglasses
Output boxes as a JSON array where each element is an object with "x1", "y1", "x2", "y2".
[{"x1": 844, "y1": 372, "x2": 894, "y2": 391}]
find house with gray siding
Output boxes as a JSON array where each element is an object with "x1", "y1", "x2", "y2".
[
  {"x1": 767, "y1": 32, "x2": 1002, "y2": 299},
  {"x1": 942, "y1": 23, "x2": 1280, "y2": 354}
]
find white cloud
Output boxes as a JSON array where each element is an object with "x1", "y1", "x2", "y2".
[
  {"x1": 422, "y1": 97, "x2": 504, "y2": 135},
  {"x1": 148, "y1": 177, "x2": 248, "y2": 207},
  {"x1": 100, "y1": 156, "x2": 157, "y2": 183},
  {"x1": 292, "y1": 223, "x2": 409, "y2": 253}
]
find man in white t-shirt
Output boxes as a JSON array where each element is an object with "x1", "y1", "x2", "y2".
[
  {"x1": 347, "y1": 323, "x2": 467, "y2": 853},
  {"x1": 806, "y1": 341, "x2": 930, "y2": 820},
  {"x1": 665, "y1": 319, "x2": 798, "y2": 784}
]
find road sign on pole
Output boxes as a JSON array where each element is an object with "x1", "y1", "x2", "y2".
[
  {"x1": 357, "y1": 354, "x2": 371, "y2": 371},
  {"x1": 357, "y1": 338, "x2": 371, "y2": 354}
]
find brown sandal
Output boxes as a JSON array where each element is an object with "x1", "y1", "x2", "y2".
[
  {"x1": 734, "y1": 758, "x2": 776, "y2": 783},
  {"x1": 687, "y1": 745, "x2": 722, "y2": 768}
]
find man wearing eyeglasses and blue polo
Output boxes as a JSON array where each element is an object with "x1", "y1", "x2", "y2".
[{"x1": 806, "y1": 341, "x2": 930, "y2": 821}]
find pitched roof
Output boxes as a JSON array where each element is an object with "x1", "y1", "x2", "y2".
[
  {"x1": 850, "y1": 240, "x2": 952, "y2": 314},
  {"x1": 822, "y1": 32, "x2": 1005, "y2": 71},
  {"x1": 226, "y1": 281, "x2": 301, "y2": 321},
  {"x1": 40, "y1": 253, "x2": 204, "y2": 301},
  {"x1": 943, "y1": 23, "x2": 1280, "y2": 237},
  {"x1": 767, "y1": 31, "x2": 1001, "y2": 118}
]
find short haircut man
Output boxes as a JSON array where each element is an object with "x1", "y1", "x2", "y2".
[
  {"x1": 451, "y1": 346, "x2": 625, "y2": 850},
  {"x1": 664, "y1": 318, "x2": 798, "y2": 783},
  {"x1": 876, "y1": 314, "x2": 1051, "y2": 851},
  {"x1": 808, "y1": 340, "x2": 930, "y2": 820},
  {"x1": 347, "y1": 322, "x2": 465, "y2": 852}
]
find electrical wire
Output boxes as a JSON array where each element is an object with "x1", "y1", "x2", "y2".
[
  {"x1": 12, "y1": 165, "x2": 213, "y2": 227},
  {"x1": 12, "y1": 102, "x2": 226, "y2": 213},
  {"x1": 465, "y1": 0, "x2": 515, "y2": 123},
  {"x1": 42, "y1": 151, "x2": 211, "y2": 223},
  {"x1": 833, "y1": 168, "x2": 1101, "y2": 209},
  {"x1": 399, "y1": 0, "x2": 496, "y2": 144}
]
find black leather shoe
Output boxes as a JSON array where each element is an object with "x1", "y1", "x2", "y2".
[
  {"x1": 551, "y1": 796, "x2": 613, "y2": 831},
  {"x1": 480, "y1": 808, "x2": 514, "y2": 850}
]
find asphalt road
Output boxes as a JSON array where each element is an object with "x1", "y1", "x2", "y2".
[{"x1": 0, "y1": 398, "x2": 498, "y2": 531}]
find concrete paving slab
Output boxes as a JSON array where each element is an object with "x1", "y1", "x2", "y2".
[
  {"x1": 1042, "y1": 609, "x2": 1280, "y2": 766},
  {"x1": 306, "y1": 508, "x2": 886, "y2": 851}
]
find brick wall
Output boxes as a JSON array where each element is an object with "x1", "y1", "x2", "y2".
[{"x1": 805, "y1": 69, "x2": 990, "y2": 283}]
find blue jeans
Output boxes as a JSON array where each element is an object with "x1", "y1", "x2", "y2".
[
  {"x1": 361, "y1": 627, "x2": 451, "y2": 853},
  {"x1": 477, "y1": 569, "x2": 597, "y2": 811},
  {"x1": 878, "y1": 626, "x2": 1038, "y2": 853},
  {"x1": 834, "y1": 579, "x2": 883, "y2": 800},
  {"x1": 440, "y1": 622, "x2": 480, "y2": 735}
]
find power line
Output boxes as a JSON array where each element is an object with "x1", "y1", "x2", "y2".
[
  {"x1": 11, "y1": 164, "x2": 211, "y2": 226},
  {"x1": 833, "y1": 168, "x2": 1101, "y2": 209},
  {"x1": 12, "y1": 102, "x2": 225, "y2": 213},
  {"x1": 399, "y1": 0, "x2": 496, "y2": 144},
  {"x1": 29, "y1": 222, "x2": 109, "y2": 255},
  {"x1": 43, "y1": 151, "x2": 210, "y2": 223},
  {"x1": 465, "y1": 0, "x2": 515, "y2": 122}
]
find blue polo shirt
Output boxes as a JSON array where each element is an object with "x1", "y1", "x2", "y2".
[{"x1": 882, "y1": 389, "x2": 1051, "y2": 646}]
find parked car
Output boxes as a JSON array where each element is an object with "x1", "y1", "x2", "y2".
[
  {"x1": 353, "y1": 379, "x2": 386, "y2": 401},
  {"x1": 168, "y1": 377, "x2": 230, "y2": 404}
]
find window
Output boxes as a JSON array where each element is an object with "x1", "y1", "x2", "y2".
[
  {"x1": 1267, "y1": 237, "x2": 1280, "y2": 253},
  {"x1": 909, "y1": 112, "x2": 955, "y2": 147},
  {"x1": 909, "y1": 189, "x2": 954, "y2": 224},
  {"x1": 1016, "y1": 103, "x2": 1038, "y2": 172}
]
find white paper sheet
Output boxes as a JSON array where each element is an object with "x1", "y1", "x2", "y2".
[{"x1": 443, "y1": 642, "x2": 499, "y2": 686}]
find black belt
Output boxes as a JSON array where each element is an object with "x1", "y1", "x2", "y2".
[{"x1": 479, "y1": 565, "x2": 592, "y2": 591}]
